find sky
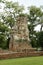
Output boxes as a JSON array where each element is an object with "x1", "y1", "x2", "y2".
[{"x1": 9, "y1": 0, "x2": 43, "y2": 7}]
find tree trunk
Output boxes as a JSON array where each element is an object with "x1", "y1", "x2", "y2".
[{"x1": 40, "y1": 24, "x2": 43, "y2": 31}]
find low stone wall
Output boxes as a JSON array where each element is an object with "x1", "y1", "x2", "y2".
[{"x1": 0, "y1": 51, "x2": 43, "y2": 59}]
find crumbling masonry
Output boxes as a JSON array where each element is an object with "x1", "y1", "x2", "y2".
[{"x1": 9, "y1": 16, "x2": 35, "y2": 52}]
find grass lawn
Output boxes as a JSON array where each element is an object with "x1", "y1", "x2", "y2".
[{"x1": 0, "y1": 56, "x2": 43, "y2": 65}]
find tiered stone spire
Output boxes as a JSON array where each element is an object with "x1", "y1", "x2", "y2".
[{"x1": 9, "y1": 15, "x2": 31, "y2": 51}]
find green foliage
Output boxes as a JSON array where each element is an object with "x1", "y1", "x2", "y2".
[
  {"x1": 37, "y1": 31, "x2": 43, "y2": 49},
  {"x1": 2, "y1": 1, "x2": 24, "y2": 29},
  {"x1": 29, "y1": 6, "x2": 42, "y2": 17},
  {"x1": 0, "y1": 21, "x2": 9, "y2": 49},
  {"x1": 0, "y1": 1, "x2": 24, "y2": 49},
  {"x1": 0, "y1": 22, "x2": 9, "y2": 32},
  {"x1": 0, "y1": 34, "x2": 7, "y2": 49},
  {"x1": 28, "y1": 6, "x2": 43, "y2": 48}
]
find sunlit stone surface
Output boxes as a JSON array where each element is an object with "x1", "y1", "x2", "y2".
[{"x1": 9, "y1": 16, "x2": 32, "y2": 52}]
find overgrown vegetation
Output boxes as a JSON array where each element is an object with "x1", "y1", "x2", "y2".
[{"x1": 0, "y1": 0, "x2": 43, "y2": 50}]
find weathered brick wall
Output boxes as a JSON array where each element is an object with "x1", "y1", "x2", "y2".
[{"x1": 0, "y1": 51, "x2": 43, "y2": 59}]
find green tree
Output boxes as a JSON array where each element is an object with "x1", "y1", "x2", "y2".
[
  {"x1": 28, "y1": 6, "x2": 43, "y2": 47},
  {"x1": 0, "y1": 21, "x2": 9, "y2": 49},
  {"x1": 0, "y1": 0, "x2": 24, "y2": 49},
  {"x1": 35, "y1": 31, "x2": 43, "y2": 50},
  {"x1": 3, "y1": 1, "x2": 24, "y2": 29}
]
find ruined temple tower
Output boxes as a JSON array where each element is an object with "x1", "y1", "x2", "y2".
[{"x1": 9, "y1": 15, "x2": 32, "y2": 52}]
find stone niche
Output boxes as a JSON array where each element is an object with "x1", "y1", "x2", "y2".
[{"x1": 9, "y1": 15, "x2": 34, "y2": 52}]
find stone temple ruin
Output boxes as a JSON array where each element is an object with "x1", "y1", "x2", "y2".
[
  {"x1": 9, "y1": 15, "x2": 35, "y2": 52},
  {"x1": 0, "y1": 15, "x2": 43, "y2": 59}
]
